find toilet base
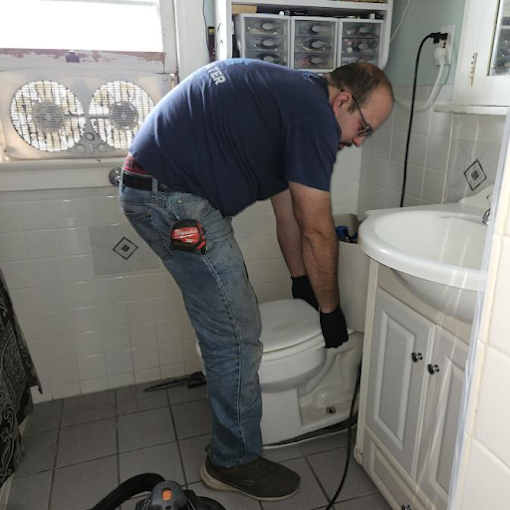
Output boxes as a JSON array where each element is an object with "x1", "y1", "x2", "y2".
[{"x1": 260, "y1": 332, "x2": 363, "y2": 445}]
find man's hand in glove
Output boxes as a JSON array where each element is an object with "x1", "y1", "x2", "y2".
[
  {"x1": 320, "y1": 305, "x2": 349, "y2": 348},
  {"x1": 291, "y1": 275, "x2": 319, "y2": 310}
]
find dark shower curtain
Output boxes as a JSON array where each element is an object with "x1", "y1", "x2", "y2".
[{"x1": 0, "y1": 268, "x2": 41, "y2": 487}]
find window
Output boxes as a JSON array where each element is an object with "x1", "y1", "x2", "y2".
[{"x1": 1, "y1": 0, "x2": 163, "y2": 52}]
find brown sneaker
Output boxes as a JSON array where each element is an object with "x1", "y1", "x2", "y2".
[{"x1": 200, "y1": 456, "x2": 300, "y2": 501}]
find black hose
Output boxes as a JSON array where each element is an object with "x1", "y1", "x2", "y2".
[
  {"x1": 91, "y1": 473, "x2": 165, "y2": 510},
  {"x1": 324, "y1": 363, "x2": 362, "y2": 510}
]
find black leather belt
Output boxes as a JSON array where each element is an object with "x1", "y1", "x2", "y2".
[{"x1": 122, "y1": 172, "x2": 171, "y2": 193}]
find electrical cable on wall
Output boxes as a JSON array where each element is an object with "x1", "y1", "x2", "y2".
[{"x1": 400, "y1": 32, "x2": 448, "y2": 208}]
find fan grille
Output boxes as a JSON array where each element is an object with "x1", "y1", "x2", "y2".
[
  {"x1": 89, "y1": 81, "x2": 154, "y2": 150},
  {"x1": 10, "y1": 80, "x2": 86, "y2": 152}
]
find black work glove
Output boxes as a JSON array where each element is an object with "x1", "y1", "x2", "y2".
[
  {"x1": 320, "y1": 305, "x2": 349, "y2": 348},
  {"x1": 291, "y1": 275, "x2": 319, "y2": 310}
]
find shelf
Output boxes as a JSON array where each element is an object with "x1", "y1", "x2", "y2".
[
  {"x1": 234, "y1": 0, "x2": 389, "y2": 11},
  {"x1": 433, "y1": 102, "x2": 509, "y2": 116}
]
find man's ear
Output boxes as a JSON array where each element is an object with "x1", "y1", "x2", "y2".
[{"x1": 332, "y1": 89, "x2": 351, "y2": 114}]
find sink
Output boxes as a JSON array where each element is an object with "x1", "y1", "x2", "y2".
[{"x1": 359, "y1": 198, "x2": 491, "y2": 322}]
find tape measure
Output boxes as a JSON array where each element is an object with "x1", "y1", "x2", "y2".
[{"x1": 170, "y1": 219, "x2": 207, "y2": 254}]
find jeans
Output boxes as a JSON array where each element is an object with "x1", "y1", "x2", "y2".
[{"x1": 119, "y1": 178, "x2": 263, "y2": 467}]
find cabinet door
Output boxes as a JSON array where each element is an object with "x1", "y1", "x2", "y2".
[
  {"x1": 416, "y1": 328, "x2": 468, "y2": 510},
  {"x1": 456, "y1": 0, "x2": 510, "y2": 106},
  {"x1": 366, "y1": 289, "x2": 435, "y2": 474}
]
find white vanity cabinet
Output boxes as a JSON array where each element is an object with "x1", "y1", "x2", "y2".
[
  {"x1": 360, "y1": 268, "x2": 469, "y2": 510},
  {"x1": 453, "y1": 0, "x2": 510, "y2": 109},
  {"x1": 214, "y1": 0, "x2": 393, "y2": 69}
]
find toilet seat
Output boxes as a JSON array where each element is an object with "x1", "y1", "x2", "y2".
[
  {"x1": 260, "y1": 299, "x2": 323, "y2": 361},
  {"x1": 259, "y1": 299, "x2": 354, "y2": 362}
]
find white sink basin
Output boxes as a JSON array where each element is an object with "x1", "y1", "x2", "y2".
[{"x1": 359, "y1": 203, "x2": 490, "y2": 322}]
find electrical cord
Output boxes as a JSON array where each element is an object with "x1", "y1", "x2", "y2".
[
  {"x1": 400, "y1": 32, "x2": 448, "y2": 207},
  {"x1": 324, "y1": 362, "x2": 362, "y2": 510}
]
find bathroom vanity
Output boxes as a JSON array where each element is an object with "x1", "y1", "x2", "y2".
[{"x1": 355, "y1": 262, "x2": 472, "y2": 510}]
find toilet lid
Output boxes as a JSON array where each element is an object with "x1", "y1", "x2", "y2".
[{"x1": 259, "y1": 299, "x2": 322, "y2": 353}]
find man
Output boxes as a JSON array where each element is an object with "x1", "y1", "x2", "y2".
[{"x1": 119, "y1": 59, "x2": 393, "y2": 501}]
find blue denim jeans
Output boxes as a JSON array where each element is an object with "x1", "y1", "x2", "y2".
[{"x1": 119, "y1": 178, "x2": 263, "y2": 467}]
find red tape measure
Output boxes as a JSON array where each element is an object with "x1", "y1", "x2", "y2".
[{"x1": 170, "y1": 219, "x2": 207, "y2": 253}]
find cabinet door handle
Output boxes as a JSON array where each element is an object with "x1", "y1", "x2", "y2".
[
  {"x1": 411, "y1": 352, "x2": 423, "y2": 363},
  {"x1": 427, "y1": 364, "x2": 440, "y2": 375}
]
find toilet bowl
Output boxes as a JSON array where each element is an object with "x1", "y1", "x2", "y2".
[
  {"x1": 195, "y1": 213, "x2": 369, "y2": 445},
  {"x1": 258, "y1": 299, "x2": 363, "y2": 444}
]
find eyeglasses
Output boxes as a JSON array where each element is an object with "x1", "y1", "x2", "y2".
[{"x1": 351, "y1": 95, "x2": 373, "y2": 138}]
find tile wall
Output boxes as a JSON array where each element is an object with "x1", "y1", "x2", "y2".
[
  {"x1": 358, "y1": 84, "x2": 507, "y2": 216},
  {"x1": 450, "y1": 118, "x2": 510, "y2": 509},
  {"x1": 0, "y1": 148, "x2": 361, "y2": 403}
]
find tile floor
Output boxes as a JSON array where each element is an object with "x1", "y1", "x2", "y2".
[{"x1": 7, "y1": 383, "x2": 391, "y2": 510}]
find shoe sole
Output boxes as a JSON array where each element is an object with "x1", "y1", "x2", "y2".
[{"x1": 199, "y1": 462, "x2": 299, "y2": 502}]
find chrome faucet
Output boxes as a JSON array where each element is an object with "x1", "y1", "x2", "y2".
[{"x1": 482, "y1": 208, "x2": 491, "y2": 225}]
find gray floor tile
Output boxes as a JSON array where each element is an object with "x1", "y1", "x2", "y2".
[
  {"x1": 119, "y1": 442, "x2": 185, "y2": 486},
  {"x1": 307, "y1": 447, "x2": 378, "y2": 503},
  {"x1": 121, "y1": 495, "x2": 147, "y2": 510},
  {"x1": 299, "y1": 430, "x2": 348, "y2": 456},
  {"x1": 263, "y1": 444, "x2": 303, "y2": 463},
  {"x1": 118, "y1": 407, "x2": 175, "y2": 452},
  {"x1": 61, "y1": 390, "x2": 116, "y2": 427},
  {"x1": 187, "y1": 481, "x2": 262, "y2": 510},
  {"x1": 57, "y1": 418, "x2": 117, "y2": 468},
  {"x1": 179, "y1": 434, "x2": 211, "y2": 484},
  {"x1": 172, "y1": 398, "x2": 212, "y2": 439},
  {"x1": 14, "y1": 430, "x2": 58, "y2": 478},
  {"x1": 261, "y1": 457, "x2": 328, "y2": 510},
  {"x1": 167, "y1": 383, "x2": 207, "y2": 405},
  {"x1": 7, "y1": 471, "x2": 52, "y2": 510},
  {"x1": 50, "y1": 456, "x2": 118, "y2": 510},
  {"x1": 335, "y1": 492, "x2": 392, "y2": 509},
  {"x1": 24, "y1": 400, "x2": 63, "y2": 436},
  {"x1": 116, "y1": 383, "x2": 169, "y2": 415}
]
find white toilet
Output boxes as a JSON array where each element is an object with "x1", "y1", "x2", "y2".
[{"x1": 197, "y1": 214, "x2": 370, "y2": 445}]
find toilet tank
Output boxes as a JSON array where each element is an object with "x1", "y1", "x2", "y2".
[{"x1": 335, "y1": 213, "x2": 370, "y2": 333}]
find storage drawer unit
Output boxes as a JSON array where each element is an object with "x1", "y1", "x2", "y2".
[
  {"x1": 337, "y1": 19, "x2": 383, "y2": 66},
  {"x1": 234, "y1": 13, "x2": 291, "y2": 66},
  {"x1": 291, "y1": 17, "x2": 338, "y2": 72}
]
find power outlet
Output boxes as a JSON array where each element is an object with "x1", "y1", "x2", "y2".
[{"x1": 438, "y1": 25, "x2": 456, "y2": 66}]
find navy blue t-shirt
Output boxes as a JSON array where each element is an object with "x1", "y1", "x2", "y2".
[{"x1": 130, "y1": 59, "x2": 340, "y2": 217}]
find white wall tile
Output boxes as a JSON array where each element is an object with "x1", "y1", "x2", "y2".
[
  {"x1": 44, "y1": 334, "x2": 75, "y2": 362},
  {"x1": 30, "y1": 258, "x2": 63, "y2": 287},
  {"x1": 77, "y1": 355, "x2": 106, "y2": 381},
  {"x1": 182, "y1": 317, "x2": 197, "y2": 341},
  {"x1": 135, "y1": 367, "x2": 160, "y2": 384},
  {"x1": 0, "y1": 261, "x2": 33, "y2": 289},
  {"x1": 74, "y1": 330, "x2": 104, "y2": 357},
  {"x1": 51, "y1": 383, "x2": 81, "y2": 399},
  {"x1": 64, "y1": 281, "x2": 98, "y2": 308},
  {"x1": 452, "y1": 114, "x2": 479, "y2": 140},
  {"x1": 374, "y1": 130, "x2": 392, "y2": 161},
  {"x1": 251, "y1": 260, "x2": 279, "y2": 284},
  {"x1": 129, "y1": 322, "x2": 157, "y2": 347},
  {"x1": 253, "y1": 236, "x2": 280, "y2": 260},
  {"x1": 156, "y1": 319, "x2": 183, "y2": 344},
  {"x1": 124, "y1": 274, "x2": 153, "y2": 301},
  {"x1": 39, "y1": 310, "x2": 73, "y2": 337},
  {"x1": 427, "y1": 136, "x2": 451, "y2": 171},
  {"x1": 68, "y1": 306, "x2": 101, "y2": 334},
  {"x1": 158, "y1": 342, "x2": 184, "y2": 366},
  {"x1": 0, "y1": 232, "x2": 26, "y2": 262},
  {"x1": 84, "y1": 196, "x2": 118, "y2": 226},
  {"x1": 17, "y1": 314, "x2": 41, "y2": 341},
  {"x1": 160, "y1": 363, "x2": 186, "y2": 380},
  {"x1": 19, "y1": 201, "x2": 56, "y2": 230},
  {"x1": 102, "y1": 326, "x2": 130, "y2": 353},
  {"x1": 459, "y1": 439, "x2": 510, "y2": 510},
  {"x1": 487, "y1": 236, "x2": 510, "y2": 357},
  {"x1": 0, "y1": 192, "x2": 18, "y2": 203},
  {"x1": 24, "y1": 230, "x2": 60, "y2": 260},
  {"x1": 127, "y1": 299, "x2": 156, "y2": 325},
  {"x1": 57, "y1": 227, "x2": 91, "y2": 256},
  {"x1": 408, "y1": 134, "x2": 428, "y2": 167},
  {"x1": 183, "y1": 340, "x2": 199, "y2": 362},
  {"x1": 430, "y1": 110, "x2": 453, "y2": 138},
  {"x1": 108, "y1": 373, "x2": 135, "y2": 389},
  {"x1": 100, "y1": 303, "x2": 129, "y2": 329},
  {"x1": 47, "y1": 359, "x2": 79, "y2": 386},
  {"x1": 153, "y1": 295, "x2": 181, "y2": 321},
  {"x1": 422, "y1": 169, "x2": 447, "y2": 204},
  {"x1": 370, "y1": 159, "x2": 389, "y2": 188},
  {"x1": 404, "y1": 165, "x2": 425, "y2": 198},
  {"x1": 94, "y1": 277, "x2": 127, "y2": 305},
  {"x1": 474, "y1": 346, "x2": 510, "y2": 467},
  {"x1": 33, "y1": 285, "x2": 67, "y2": 313},
  {"x1": 10, "y1": 288, "x2": 36, "y2": 316},
  {"x1": 80, "y1": 378, "x2": 108, "y2": 394},
  {"x1": 132, "y1": 345, "x2": 159, "y2": 371},
  {"x1": 0, "y1": 203, "x2": 22, "y2": 233},
  {"x1": 52, "y1": 199, "x2": 88, "y2": 228},
  {"x1": 61, "y1": 254, "x2": 95, "y2": 282},
  {"x1": 477, "y1": 115, "x2": 507, "y2": 143},
  {"x1": 105, "y1": 350, "x2": 133, "y2": 376}
]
